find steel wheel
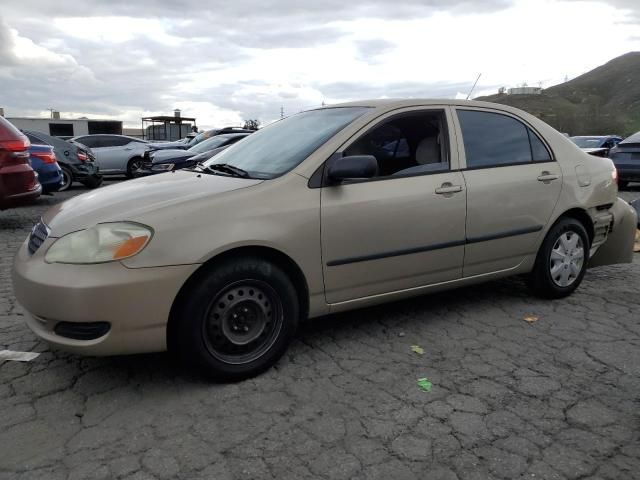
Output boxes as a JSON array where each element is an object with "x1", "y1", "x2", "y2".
[
  {"x1": 550, "y1": 231, "x2": 584, "y2": 287},
  {"x1": 202, "y1": 280, "x2": 284, "y2": 365}
]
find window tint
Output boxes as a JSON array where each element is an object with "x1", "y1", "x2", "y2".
[
  {"x1": 343, "y1": 110, "x2": 449, "y2": 178},
  {"x1": 528, "y1": 129, "x2": 551, "y2": 161},
  {"x1": 75, "y1": 136, "x2": 98, "y2": 148},
  {"x1": 99, "y1": 136, "x2": 131, "y2": 147},
  {"x1": 458, "y1": 110, "x2": 533, "y2": 168}
]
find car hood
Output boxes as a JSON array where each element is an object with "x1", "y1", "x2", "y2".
[
  {"x1": 151, "y1": 149, "x2": 194, "y2": 163},
  {"x1": 43, "y1": 170, "x2": 263, "y2": 236}
]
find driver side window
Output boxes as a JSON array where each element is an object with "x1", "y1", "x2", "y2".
[{"x1": 343, "y1": 110, "x2": 449, "y2": 178}]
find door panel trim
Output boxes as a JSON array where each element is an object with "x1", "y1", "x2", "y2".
[
  {"x1": 326, "y1": 225, "x2": 544, "y2": 267},
  {"x1": 466, "y1": 225, "x2": 543, "y2": 244},
  {"x1": 326, "y1": 239, "x2": 466, "y2": 266}
]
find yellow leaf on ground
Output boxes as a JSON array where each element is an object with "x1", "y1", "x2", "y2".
[
  {"x1": 411, "y1": 345, "x2": 425, "y2": 355},
  {"x1": 523, "y1": 315, "x2": 539, "y2": 323}
]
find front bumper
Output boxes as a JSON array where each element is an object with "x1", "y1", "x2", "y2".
[{"x1": 12, "y1": 238, "x2": 199, "y2": 356}]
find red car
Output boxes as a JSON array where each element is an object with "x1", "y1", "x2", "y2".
[{"x1": 0, "y1": 117, "x2": 41, "y2": 209}]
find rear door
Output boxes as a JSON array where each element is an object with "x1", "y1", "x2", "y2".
[
  {"x1": 94, "y1": 136, "x2": 133, "y2": 173},
  {"x1": 453, "y1": 108, "x2": 562, "y2": 277}
]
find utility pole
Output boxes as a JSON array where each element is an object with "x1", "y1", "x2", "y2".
[{"x1": 48, "y1": 108, "x2": 55, "y2": 119}]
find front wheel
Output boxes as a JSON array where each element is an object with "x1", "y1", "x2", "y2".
[
  {"x1": 126, "y1": 157, "x2": 143, "y2": 178},
  {"x1": 528, "y1": 218, "x2": 590, "y2": 299},
  {"x1": 172, "y1": 258, "x2": 299, "y2": 381}
]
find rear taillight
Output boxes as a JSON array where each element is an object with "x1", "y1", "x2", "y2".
[
  {"x1": 32, "y1": 151, "x2": 57, "y2": 164},
  {"x1": 77, "y1": 151, "x2": 87, "y2": 161},
  {"x1": 612, "y1": 168, "x2": 618, "y2": 185},
  {"x1": 0, "y1": 137, "x2": 30, "y2": 166},
  {"x1": 0, "y1": 137, "x2": 30, "y2": 152}
]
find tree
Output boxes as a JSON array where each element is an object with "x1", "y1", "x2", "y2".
[{"x1": 243, "y1": 119, "x2": 261, "y2": 131}]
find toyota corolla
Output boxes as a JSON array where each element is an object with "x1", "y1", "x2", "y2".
[{"x1": 13, "y1": 100, "x2": 637, "y2": 380}]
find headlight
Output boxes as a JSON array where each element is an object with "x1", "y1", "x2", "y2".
[
  {"x1": 45, "y1": 222, "x2": 153, "y2": 264},
  {"x1": 152, "y1": 163, "x2": 175, "y2": 171}
]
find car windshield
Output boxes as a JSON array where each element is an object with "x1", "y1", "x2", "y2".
[
  {"x1": 200, "y1": 107, "x2": 370, "y2": 179},
  {"x1": 571, "y1": 137, "x2": 604, "y2": 148},
  {"x1": 188, "y1": 135, "x2": 235, "y2": 154}
]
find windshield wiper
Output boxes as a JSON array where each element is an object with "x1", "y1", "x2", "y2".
[{"x1": 199, "y1": 163, "x2": 250, "y2": 178}]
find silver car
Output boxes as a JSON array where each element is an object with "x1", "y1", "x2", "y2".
[{"x1": 71, "y1": 134, "x2": 148, "y2": 177}]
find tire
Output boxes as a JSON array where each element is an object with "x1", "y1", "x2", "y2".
[
  {"x1": 172, "y1": 257, "x2": 299, "y2": 381},
  {"x1": 618, "y1": 180, "x2": 629, "y2": 190},
  {"x1": 59, "y1": 165, "x2": 73, "y2": 192},
  {"x1": 126, "y1": 157, "x2": 143, "y2": 178},
  {"x1": 528, "y1": 217, "x2": 590, "y2": 299},
  {"x1": 81, "y1": 175, "x2": 103, "y2": 189}
]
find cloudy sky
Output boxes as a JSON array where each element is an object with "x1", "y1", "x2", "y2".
[{"x1": 1, "y1": 0, "x2": 638, "y2": 129}]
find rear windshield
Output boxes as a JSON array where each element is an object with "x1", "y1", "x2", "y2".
[{"x1": 571, "y1": 137, "x2": 604, "y2": 148}]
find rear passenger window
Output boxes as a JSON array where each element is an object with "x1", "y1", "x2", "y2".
[
  {"x1": 458, "y1": 110, "x2": 551, "y2": 168},
  {"x1": 528, "y1": 130, "x2": 551, "y2": 161}
]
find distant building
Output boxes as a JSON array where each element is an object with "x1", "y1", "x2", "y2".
[
  {"x1": 507, "y1": 87, "x2": 543, "y2": 95},
  {"x1": 141, "y1": 110, "x2": 197, "y2": 141},
  {"x1": 6, "y1": 114, "x2": 122, "y2": 137}
]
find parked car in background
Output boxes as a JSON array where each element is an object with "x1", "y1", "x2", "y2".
[
  {"x1": 27, "y1": 144, "x2": 63, "y2": 193},
  {"x1": 13, "y1": 99, "x2": 637, "y2": 380},
  {"x1": 0, "y1": 117, "x2": 41, "y2": 209},
  {"x1": 609, "y1": 131, "x2": 640, "y2": 189},
  {"x1": 137, "y1": 133, "x2": 251, "y2": 176},
  {"x1": 23, "y1": 130, "x2": 102, "y2": 191},
  {"x1": 145, "y1": 127, "x2": 255, "y2": 152},
  {"x1": 71, "y1": 134, "x2": 148, "y2": 177},
  {"x1": 570, "y1": 135, "x2": 622, "y2": 157}
]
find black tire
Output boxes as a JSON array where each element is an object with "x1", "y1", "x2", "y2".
[
  {"x1": 618, "y1": 180, "x2": 629, "y2": 190},
  {"x1": 172, "y1": 257, "x2": 299, "y2": 381},
  {"x1": 528, "y1": 217, "x2": 590, "y2": 299},
  {"x1": 126, "y1": 157, "x2": 143, "y2": 178},
  {"x1": 59, "y1": 165, "x2": 73, "y2": 192},
  {"x1": 81, "y1": 175, "x2": 103, "y2": 189}
]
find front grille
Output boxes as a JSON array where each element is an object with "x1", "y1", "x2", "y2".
[{"x1": 28, "y1": 220, "x2": 50, "y2": 255}]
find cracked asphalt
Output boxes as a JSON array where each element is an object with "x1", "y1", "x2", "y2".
[{"x1": 1, "y1": 181, "x2": 639, "y2": 480}]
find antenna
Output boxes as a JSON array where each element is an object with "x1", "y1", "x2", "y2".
[
  {"x1": 280, "y1": 106, "x2": 284, "y2": 119},
  {"x1": 466, "y1": 73, "x2": 482, "y2": 100}
]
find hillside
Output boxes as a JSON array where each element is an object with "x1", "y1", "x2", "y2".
[{"x1": 477, "y1": 52, "x2": 640, "y2": 136}]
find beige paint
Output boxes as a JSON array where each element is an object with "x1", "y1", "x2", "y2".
[{"x1": 12, "y1": 99, "x2": 637, "y2": 356}]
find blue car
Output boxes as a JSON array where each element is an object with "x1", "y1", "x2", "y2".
[{"x1": 28, "y1": 144, "x2": 63, "y2": 193}]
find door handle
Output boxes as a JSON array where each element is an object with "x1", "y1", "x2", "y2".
[
  {"x1": 435, "y1": 183, "x2": 463, "y2": 195},
  {"x1": 124, "y1": 147, "x2": 133, "y2": 151},
  {"x1": 537, "y1": 171, "x2": 559, "y2": 183}
]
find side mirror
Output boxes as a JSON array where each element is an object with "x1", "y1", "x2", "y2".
[{"x1": 327, "y1": 155, "x2": 378, "y2": 182}]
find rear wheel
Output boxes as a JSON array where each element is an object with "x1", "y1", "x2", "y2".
[
  {"x1": 59, "y1": 166, "x2": 73, "y2": 191},
  {"x1": 172, "y1": 257, "x2": 299, "y2": 381},
  {"x1": 528, "y1": 217, "x2": 590, "y2": 299},
  {"x1": 126, "y1": 157, "x2": 143, "y2": 178}
]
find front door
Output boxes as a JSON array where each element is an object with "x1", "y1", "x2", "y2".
[
  {"x1": 321, "y1": 108, "x2": 467, "y2": 304},
  {"x1": 453, "y1": 108, "x2": 563, "y2": 277}
]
